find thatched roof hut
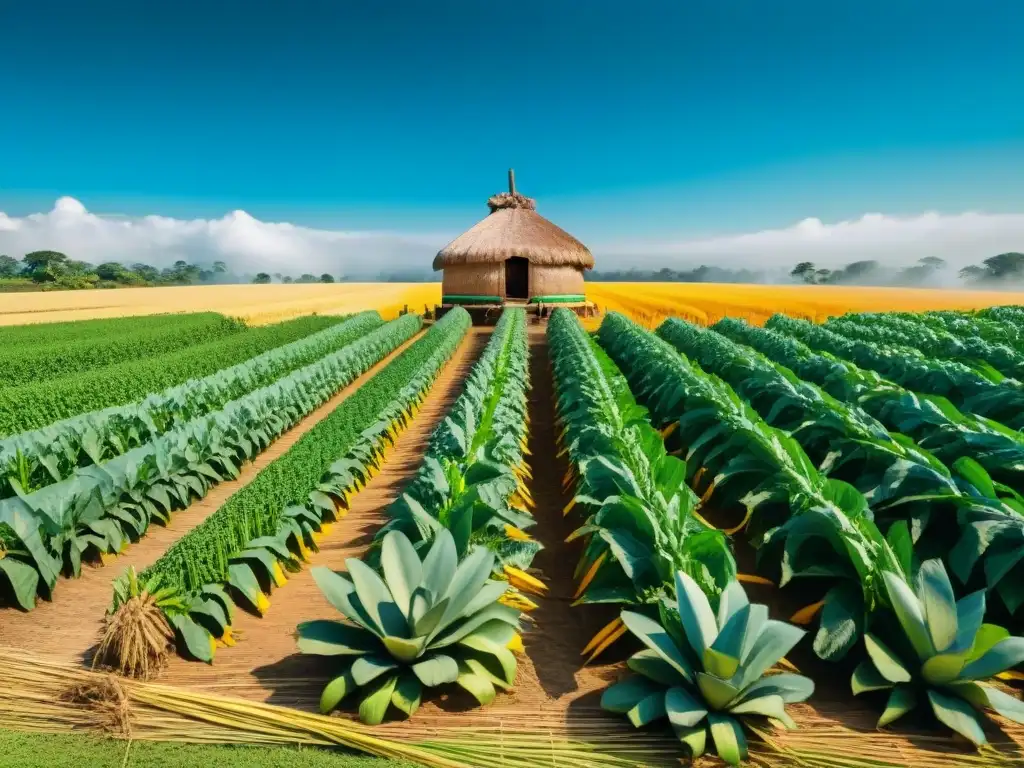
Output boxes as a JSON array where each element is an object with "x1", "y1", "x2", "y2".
[{"x1": 434, "y1": 170, "x2": 594, "y2": 306}]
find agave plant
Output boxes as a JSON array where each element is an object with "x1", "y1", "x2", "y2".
[
  {"x1": 602, "y1": 572, "x2": 813, "y2": 766},
  {"x1": 852, "y1": 558, "x2": 1024, "y2": 744},
  {"x1": 297, "y1": 529, "x2": 523, "y2": 724}
]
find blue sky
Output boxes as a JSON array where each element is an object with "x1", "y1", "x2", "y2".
[{"x1": 1, "y1": 1, "x2": 1023, "y2": 274}]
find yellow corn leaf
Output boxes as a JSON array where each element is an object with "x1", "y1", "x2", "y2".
[
  {"x1": 660, "y1": 422, "x2": 678, "y2": 439},
  {"x1": 691, "y1": 508, "x2": 716, "y2": 530},
  {"x1": 700, "y1": 482, "x2": 716, "y2": 504},
  {"x1": 777, "y1": 657, "x2": 800, "y2": 673},
  {"x1": 507, "y1": 633, "x2": 525, "y2": 654},
  {"x1": 209, "y1": 635, "x2": 218, "y2": 659},
  {"x1": 581, "y1": 616, "x2": 624, "y2": 656},
  {"x1": 790, "y1": 600, "x2": 825, "y2": 625},
  {"x1": 99, "y1": 552, "x2": 118, "y2": 566},
  {"x1": 219, "y1": 626, "x2": 236, "y2": 647},
  {"x1": 996, "y1": 670, "x2": 1024, "y2": 682},
  {"x1": 737, "y1": 573, "x2": 774, "y2": 586},
  {"x1": 271, "y1": 562, "x2": 288, "y2": 588},
  {"x1": 503, "y1": 524, "x2": 533, "y2": 542},
  {"x1": 722, "y1": 508, "x2": 754, "y2": 535},
  {"x1": 574, "y1": 552, "x2": 607, "y2": 599},
  {"x1": 557, "y1": 445, "x2": 569, "y2": 459},
  {"x1": 504, "y1": 565, "x2": 548, "y2": 595},
  {"x1": 255, "y1": 592, "x2": 271, "y2": 615},
  {"x1": 320, "y1": 522, "x2": 334, "y2": 536},
  {"x1": 585, "y1": 620, "x2": 628, "y2": 665},
  {"x1": 562, "y1": 498, "x2": 577, "y2": 516},
  {"x1": 692, "y1": 466, "x2": 706, "y2": 488}
]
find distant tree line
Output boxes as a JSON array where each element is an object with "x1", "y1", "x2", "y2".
[
  {"x1": 789, "y1": 253, "x2": 1024, "y2": 287},
  {"x1": 0, "y1": 251, "x2": 342, "y2": 291},
  {"x1": 589, "y1": 265, "x2": 763, "y2": 283}
]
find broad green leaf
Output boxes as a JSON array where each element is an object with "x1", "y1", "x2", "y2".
[
  {"x1": 411, "y1": 654, "x2": 459, "y2": 686},
  {"x1": 697, "y1": 672, "x2": 739, "y2": 710},
  {"x1": 358, "y1": 674, "x2": 398, "y2": 725},
  {"x1": 620, "y1": 610, "x2": 695, "y2": 682},
  {"x1": 346, "y1": 559, "x2": 405, "y2": 638},
  {"x1": 707, "y1": 712, "x2": 747, "y2": 766},
  {"x1": 864, "y1": 634, "x2": 912, "y2": 684},
  {"x1": 627, "y1": 690, "x2": 668, "y2": 728},
  {"x1": 350, "y1": 656, "x2": 398, "y2": 687},
  {"x1": 455, "y1": 671, "x2": 496, "y2": 706},
  {"x1": 962, "y1": 637, "x2": 1024, "y2": 680},
  {"x1": 737, "y1": 620, "x2": 804, "y2": 688},
  {"x1": 917, "y1": 559, "x2": 958, "y2": 653},
  {"x1": 927, "y1": 689, "x2": 987, "y2": 745},
  {"x1": 883, "y1": 570, "x2": 933, "y2": 660},
  {"x1": 320, "y1": 671, "x2": 355, "y2": 713},
  {"x1": 729, "y1": 694, "x2": 795, "y2": 728},
  {"x1": 601, "y1": 675, "x2": 663, "y2": 714},
  {"x1": 0, "y1": 557, "x2": 40, "y2": 610},
  {"x1": 922, "y1": 653, "x2": 967, "y2": 685},
  {"x1": 168, "y1": 613, "x2": 214, "y2": 663},
  {"x1": 665, "y1": 686, "x2": 708, "y2": 728},
  {"x1": 382, "y1": 635, "x2": 427, "y2": 663},
  {"x1": 379, "y1": 530, "x2": 422, "y2": 618},
  {"x1": 673, "y1": 724, "x2": 707, "y2": 759},
  {"x1": 627, "y1": 649, "x2": 688, "y2": 686},
  {"x1": 675, "y1": 571, "x2": 718, "y2": 657},
  {"x1": 878, "y1": 685, "x2": 917, "y2": 728},
  {"x1": 390, "y1": 673, "x2": 423, "y2": 717}
]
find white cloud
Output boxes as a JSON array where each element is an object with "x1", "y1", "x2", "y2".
[
  {"x1": 1, "y1": 198, "x2": 1022, "y2": 280},
  {"x1": 605, "y1": 210, "x2": 1024, "y2": 274},
  {"x1": 0, "y1": 197, "x2": 444, "y2": 278}
]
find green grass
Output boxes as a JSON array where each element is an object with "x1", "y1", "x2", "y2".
[{"x1": 0, "y1": 729, "x2": 416, "y2": 768}]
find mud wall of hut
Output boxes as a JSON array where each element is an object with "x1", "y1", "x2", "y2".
[
  {"x1": 529, "y1": 264, "x2": 585, "y2": 298},
  {"x1": 441, "y1": 263, "x2": 503, "y2": 298}
]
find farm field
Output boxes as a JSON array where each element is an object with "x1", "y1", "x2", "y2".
[{"x1": 4, "y1": 289, "x2": 1024, "y2": 767}]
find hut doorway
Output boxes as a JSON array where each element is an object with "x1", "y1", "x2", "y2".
[{"x1": 505, "y1": 257, "x2": 529, "y2": 300}]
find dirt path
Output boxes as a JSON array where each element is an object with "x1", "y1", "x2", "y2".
[
  {"x1": 0, "y1": 330, "x2": 426, "y2": 660},
  {"x1": 158, "y1": 328, "x2": 489, "y2": 698}
]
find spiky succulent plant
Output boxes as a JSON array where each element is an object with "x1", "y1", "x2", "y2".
[
  {"x1": 602, "y1": 572, "x2": 813, "y2": 766},
  {"x1": 852, "y1": 558, "x2": 1024, "y2": 744},
  {"x1": 297, "y1": 529, "x2": 523, "y2": 724}
]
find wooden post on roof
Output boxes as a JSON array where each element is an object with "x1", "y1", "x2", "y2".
[{"x1": 508, "y1": 168, "x2": 516, "y2": 196}]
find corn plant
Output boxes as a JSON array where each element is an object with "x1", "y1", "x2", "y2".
[
  {"x1": 548, "y1": 308, "x2": 735, "y2": 660},
  {"x1": 377, "y1": 309, "x2": 538, "y2": 591},
  {"x1": 297, "y1": 529, "x2": 523, "y2": 724},
  {"x1": 603, "y1": 572, "x2": 813, "y2": 765},
  {"x1": 3, "y1": 315, "x2": 421, "y2": 611},
  {"x1": 1, "y1": 312, "x2": 380, "y2": 499},
  {"x1": 104, "y1": 309, "x2": 470, "y2": 664},
  {"x1": 0, "y1": 313, "x2": 352, "y2": 436},
  {"x1": 767, "y1": 314, "x2": 1024, "y2": 431}
]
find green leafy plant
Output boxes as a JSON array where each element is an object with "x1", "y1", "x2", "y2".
[
  {"x1": 602, "y1": 571, "x2": 813, "y2": 766},
  {"x1": 297, "y1": 529, "x2": 523, "y2": 724},
  {"x1": 852, "y1": 558, "x2": 1024, "y2": 744}
]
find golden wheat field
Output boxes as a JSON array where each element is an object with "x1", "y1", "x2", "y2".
[{"x1": 2, "y1": 282, "x2": 1023, "y2": 328}]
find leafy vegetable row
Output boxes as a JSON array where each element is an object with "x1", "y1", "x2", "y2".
[
  {"x1": 0, "y1": 312, "x2": 245, "y2": 390},
  {"x1": 767, "y1": 313, "x2": 1024, "y2": 431},
  {"x1": 594, "y1": 312, "x2": 1024, "y2": 748},
  {"x1": 295, "y1": 308, "x2": 535, "y2": 725},
  {"x1": 825, "y1": 312, "x2": 1024, "y2": 382},
  {"x1": 0, "y1": 314, "x2": 420, "y2": 611},
  {"x1": 0, "y1": 314, "x2": 347, "y2": 436},
  {"x1": 117, "y1": 307, "x2": 470, "y2": 664},
  {"x1": 374, "y1": 307, "x2": 537, "y2": 586},
  {"x1": 714, "y1": 318, "x2": 1024, "y2": 618},
  {"x1": 548, "y1": 308, "x2": 735, "y2": 654},
  {"x1": 1, "y1": 312, "x2": 380, "y2": 498},
  {"x1": 0, "y1": 312, "x2": 231, "y2": 351}
]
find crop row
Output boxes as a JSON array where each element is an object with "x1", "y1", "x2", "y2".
[
  {"x1": 295, "y1": 307, "x2": 535, "y2": 722},
  {"x1": 0, "y1": 314, "x2": 347, "y2": 436},
  {"x1": 0, "y1": 312, "x2": 223, "y2": 351},
  {"x1": 591, "y1": 311, "x2": 1024, "y2": 756},
  {"x1": 110, "y1": 307, "x2": 471, "y2": 666},
  {"x1": 0, "y1": 314, "x2": 421, "y2": 611},
  {"x1": 767, "y1": 314, "x2": 1024, "y2": 431},
  {"x1": 1, "y1": 312, "x2": 381, "y2": 499},
  {"x1": 0, "y1": 312, "x2": 246, "y2": 389},
  {"x1": 824, "y1": 312, "x2": 1024, "y2": 382}
]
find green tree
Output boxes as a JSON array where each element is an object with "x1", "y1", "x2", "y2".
[
  {"x1": 94, "y1": 261, "x2": 127, "y2": 281},
  {"x1": 0, "y1": 255, "x2": 20, "y2": 278},
  {"x1": 282, "y1": 275, "x2": 293, "y2": 283},
  {"x1": 320, "y1": 273, "x2": 335, "y2": 283},
  {"x1": 790, "y1": 261, "x2": 817, "y2": 284},
  {"x1": 131, "y1": 263, "x2": 160, "y2": 283},
  {"x1": 22, "y1": 250, "x2": 68, "y2": 282},
  {"x1": 213, "y1": 260, "x2": 228, "y2": 273},
  {"x1": 252, "y1": 272, "x2": 272, "y2": 284},
  {"x1": 297, "y1": 273, "x2": 317, "y2": 283}
]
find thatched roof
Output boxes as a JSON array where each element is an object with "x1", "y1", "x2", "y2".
[{"x1": 433, "y1": 170, "x2": 595, "y2": 271}]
